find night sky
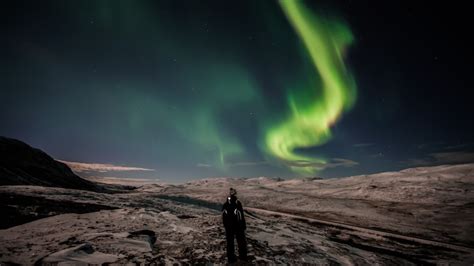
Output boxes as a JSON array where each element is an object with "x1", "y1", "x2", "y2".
[{"x1": 1, "y1": 1, "x2": 473, "y2": 182}]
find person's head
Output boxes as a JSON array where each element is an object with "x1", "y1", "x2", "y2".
[{"x1": 229, "y1": 187, "x2": 237, "y2": 196}]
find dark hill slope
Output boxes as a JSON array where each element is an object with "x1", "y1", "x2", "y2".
[{"x1": 0, "y1": 136, "x2": 102, "y2": 192}]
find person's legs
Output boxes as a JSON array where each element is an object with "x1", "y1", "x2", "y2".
[
  {"x1": 236, "y1": 230, "x2": 247, "y2": 261},
  {"x1": 225, "y1": 230, "x2": 237, "y2": 263}
]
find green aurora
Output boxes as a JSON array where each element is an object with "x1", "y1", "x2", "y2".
[
  {"x1": 3, "y1": 0, "x2": 472, "y2": 181},
  {"x1": 262, "y1": 0, "x2": 356, "y2": 174},
  {"x1": 2, "y1": 0, "x2": 357, "y2": 177},
  {"x1": 91, "y1": 0, "x2": 357, "y2": 175}
]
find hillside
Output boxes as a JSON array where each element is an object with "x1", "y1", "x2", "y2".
[{"x1": 0, "y1": 136, "x2": 102, "y2": 192}]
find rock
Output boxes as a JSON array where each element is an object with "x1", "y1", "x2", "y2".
[
  {"x1": 39, "y1": 243, "x2": 119, "y2": 265},
  {"x1": 128, "y1": 229, "x2": 157, "y2": 248}
]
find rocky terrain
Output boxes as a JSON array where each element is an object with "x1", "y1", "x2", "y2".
[
  {"x1": 0, "y1": 137, "x2": 473, "y2": 264},
  {"x1": 156, "y1": 164, "x2": 474, "y2": 248},
  {"x1": 0, "y1": 164, "x2": 472, "y2": 264}
]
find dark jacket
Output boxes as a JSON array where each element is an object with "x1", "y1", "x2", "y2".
[{"x1": 222, "y1": 195, "x2": 246, "y2": 231}]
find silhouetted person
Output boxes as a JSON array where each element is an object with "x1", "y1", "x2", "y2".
[{"x1": 222, "y1": 187, "x2": 247, "y2": 263}]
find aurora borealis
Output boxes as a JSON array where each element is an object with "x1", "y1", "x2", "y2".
[
  {"x1": 1, "y1": 0, "x2": 474, "y2": 181},
  {"x1": 264, "y1": 0, "x2": 356, "y2": 174}
]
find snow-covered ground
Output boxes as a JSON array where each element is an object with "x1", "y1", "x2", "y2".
[{"x1": 1, "y1": 164, "x2": 473, "y2": 264}]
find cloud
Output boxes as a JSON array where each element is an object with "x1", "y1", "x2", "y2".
[
  {"x1": 415, "y1": 142, "x2": 445, "y2": 150},
  {"x1": 227, "y1": 161, "x2": 269, "y2": 167},
  {"x1": 406, "y1": 151, "x2": 474, "y2": 166},
  {"x1": 353, "y1": 143, "x2": 374, "y2": 148},
  {"x1": 86, "y1": 176, "x2": 160, "y2": 185},
  {"x1": 283, "y1": 158, "x2": 358, "y2": 170},
  {"x1": 369, "y1": 153, "x2": 384, "y2": 158},
  {"x1": 324, "y1": 158, "x2": 359, "y2": 169},
  {"x1": 196, "y1": 161, "x2": 269, "y2": 168},
  {"x1": 430, "y1": 151, "x2": 474, "y2": 164},
  {"x1": 58, "y1": 160, "x2": 155, "y2": 173},
  {"x1": 196, "y1": 158, "x2": 357, "y2": 172},
  {"x1": 196, "y1": 163, "x2": 212, "y2": 168},
  {"x1": 442, "y1": 143, "x2": 474, "y2": 150}
]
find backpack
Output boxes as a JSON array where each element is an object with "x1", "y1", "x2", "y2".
[{"x1": 223, "y1": 196, "x2": 243, "y2": 227}]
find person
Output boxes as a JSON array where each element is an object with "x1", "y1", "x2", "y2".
[{"x1": 222, "y1": 187, "x2": 247, "y2": 263}]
